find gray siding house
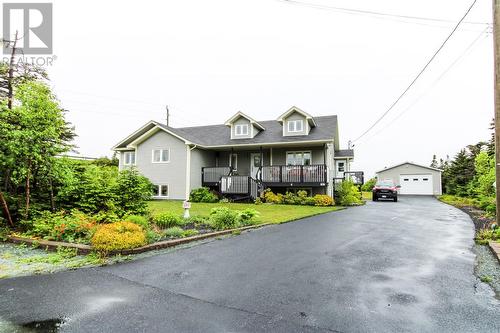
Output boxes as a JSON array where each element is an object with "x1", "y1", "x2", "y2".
[{"x1": 113, "y1": 106, "x2": 354, "y2": 200}]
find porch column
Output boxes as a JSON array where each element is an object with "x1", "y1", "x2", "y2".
[
  {"x1": 185, "y1": 144, "x2": 192, "y2": 200},
  {"x1": 270, "y1": 147, "x2": 273, "y2": 166}
]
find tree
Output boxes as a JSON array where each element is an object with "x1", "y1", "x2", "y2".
[
  {"x1": 430, "y1": 155, "x2": 438, "y2": 168},
  {"x1": 0, "y1": 81, "x2": 75, "y2": 220}
]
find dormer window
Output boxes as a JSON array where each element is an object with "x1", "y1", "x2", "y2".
[
  {"x1": 287, "y1": 119, "x2": 303, "y2": 133},
  {"x1": 235, "y1": 124, "x2": 249, "y2": 136}
]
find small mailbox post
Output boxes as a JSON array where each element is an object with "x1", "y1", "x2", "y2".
[{"x1": 183, "y1": 200, "x2": 191, "y2": 219}]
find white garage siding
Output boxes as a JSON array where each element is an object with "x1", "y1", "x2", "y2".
[{"x1": 376, "y1": 162, "x2": 442, "y2": 195}]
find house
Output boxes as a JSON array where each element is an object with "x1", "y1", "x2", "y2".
[
  {"x1": 112, "y1": 106, "x2": 354, "y2": 200},
  {"x1": 376, "y1": 162, "x2": 442, "y2": 195}
]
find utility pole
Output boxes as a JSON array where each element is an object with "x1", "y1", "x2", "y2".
[
  {"x1": 494, "y1": 0, "x2": 500, "y2": 221},
  {"x1": 166, "y1": 105, "x2": 170, "y2": 126}
]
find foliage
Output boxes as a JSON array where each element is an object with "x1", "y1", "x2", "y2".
[
  {"x1": 91, "y1": 221, "x2": 146, "y2": 252},
  {"x1": 313, "y1": 194, "x2": 334, "y2": 206},
  {"x1": 23, "y1": 210, "x2": 96, "y2": 244},
  {"x1": 187, "y1": 215, "x2": 210, "y2": 226},
  {"x1": 0, "y1": 226, "x2": 9, "y2": 241},
  {"x1": 337, "y1": 181, "x2": 362, "y2": 206},
  {"x1": 182, "y1": 229, "x2": 199, "y2": 237},
  {"x1": 238, "y1": 208, "x2": 260, "y2": 226},
  {"x1": 361, "y1": 178, "x2": 377, "y2": 192},
  {"x1": 189, "y1": 187, "x2": 219, "y2": 203},
  {"x1": 475, "y1": 228, "x2": 500, "y2": 245},
  {"x1": 153, "y1": 212, "x2": 184, "y2": 229},
  {"x1": 254, "y1": 197, "x2": 262, "y2": 205},
  {"x1": 209, "y1": 207, "x2": 240, "y2": 230},
  {"x1": 263, "y1": 189, "x2": 284, "y2": 204},
  {"x1": 124, "y1": 215, "x2": 150, "y2": 230},
  {"x1": 163, "y1": 226, "x2": 185, "y2": 238},
  {"x1": 113, "y1": 169, "x2": 153, "y2": 216}
]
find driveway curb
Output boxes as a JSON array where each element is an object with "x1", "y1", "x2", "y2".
[
  {"x1": 489, "y1": 241, "x2": 500, "y2": 263},
  {"x1": 6, "y1": 223, "x2": 273, "y2": 255}
]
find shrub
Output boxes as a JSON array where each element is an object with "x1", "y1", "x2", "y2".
[
  {"x1": 25, "y1": 210, "x2": 96, "y2": 244},
  {"x1": 188, "y1": 215, "x2": 210, "y2": 226},
  {"x1": 153, "y1": 212, "x2": 184, "y2": 229},
  {"x1": 182, "y1": 229, "x2": 199, "y2": 237},
  {"x1": 313, "y1": 194, "x2": 334, "y2": 206},
  {"x1": 114, "y1": 169, "x2": 153, "y2": 216},
  {"x1": 254, "y1": 197, "x2": 262, "y2": 205},
  {"x1": 91, "y1": 221, "x2": 146, "y2": 252},
  {"x1": 190, "y1": 187, "x2": 219, "y2": 203},
  {"x1": 361, "y1": 178, "x2": 377, "y2": 192},
  {"x1": 124, "y1": 215, "x2": 149, "y2": 230},
  {"x1": 304, "y1": 197, "x2": 316, "y2": 206},
  {"x1": 238, "y1": 208, "x2": 260, "y2": 226},
  {"x1": 209, "y1": 207, "x2": 239, "y2": 230},
  {"x1": 337, "y1": 181, "x2": 362, "y2": 206},
  {"x1": 263, "y1": 189, "x2": 284, "y2": 204},
  {"x1": 164, "y1": 226, "x2": 185, "y2": 238}
]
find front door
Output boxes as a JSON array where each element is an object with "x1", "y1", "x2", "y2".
[{"x1": 250, "y1": 153, "x2": 262, "y2": 179}]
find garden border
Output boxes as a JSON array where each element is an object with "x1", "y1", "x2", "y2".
[
  {"x1": 6, "y1": 223, "x2": 273, "y2": 255},
  {"x1": 489, "y1": 241, "x2": 500, "y2": 263}
]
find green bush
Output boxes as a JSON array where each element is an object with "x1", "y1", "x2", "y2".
[
  {"x1": 91, "y1": 221, "x2": 146, "y2": 252},
  {"x1": 361, "y1": 178, "x2": 377, "y2": 192},
  {"x1": 190, "y1": 187, "x2": 219, "y2": 203},
  {"x1": 238, "y1": 208, "x2": 260, "y2": 226},
  {"x1": 313, "y1": 194, "x2": 334, "y2": 206},
  {"x1": 114, "y1": 169, "x2": 153, "y2": 216},
  {"x1": 164, "y1": 226, "x2": 185, "y2": 238},
  {"x1": 209, "y1": 207, "x2": 240, "y2": 230},
  {"x1": 187, "y1": 215, "x2": 210, "y2": 226},
  {"x1": 263, "y1": 189, "x2": 284, "y2": 204},
  {"x1": 24, "y1": 210, "x2": 96, "y2": 244},
  {"x1": 182, "y1": 229, "x2": 199, "y2": 237},
  {"x1": 475, "y1": 228, "x2": 499, "y2": 245},
  {"x1": 337, "y1": 181, "x2": 362, "y2": 206},
  {"x1": 153, "y1": 212, "x2": 184, "y2": 229},
  {"x1": 124, "y1": 215, "x2": 150, "y2": 229}
]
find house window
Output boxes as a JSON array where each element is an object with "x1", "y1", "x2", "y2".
[
  {"x1": 404, "y1": 178, "x2": 409, "y2": 181},
  {"x1": 123, "y1": 151, "x2": 136, "y2": 165},
  {"x1": 338, "y1": 162, "x2": 345, "y2": 172},
  {"x1": 287, "y1": 119, "x2": 304, "y2": 133},
  {"x1": 235, "y1": 124, "x2": 249, "y2": 136},
  {"x1": 286, "y1": 151, "x2": 311, "y2": 166},
  {"x1": 152, "y1": 184, "x2": 168, "y2": 198},
  {"x1": 152, "y1": 149, "x2": 170, "y2": 163},
  {"x1": 229, "y1": 153, "x2": 238, "y2": 170}
]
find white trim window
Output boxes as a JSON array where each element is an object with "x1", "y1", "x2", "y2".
[
  {"x1": 152, "y1": 184, "x2": 169, "y2": 198},
  {"x1": 152, "y1": 149, "x2": 170, "y2": 163},
  {"x1": 235, "y1": 124, "x2": 249, "y2": 136},
  {"x1": 123, "y1": 151, "x2": 136, "y2": 165},
  {"x1": 338, "y1": 162, "x2": 345, "y2": 172},
  {"x1": 286, "y1": 151, "x2": 311, "y2": 166},
  {"x1": 287, "y1": 119, "x2": 304, "y2": 133},
  {"x1": 229, "y1": 153, "x2": 238, "y2": 170}
]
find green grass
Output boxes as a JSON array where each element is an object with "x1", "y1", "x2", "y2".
[
  {"x1": 148, "y1": 201, "x2": 341, "y2": 224},
  {"x1": 437, "y1": 194, "x2": 477, "y2": 208}
]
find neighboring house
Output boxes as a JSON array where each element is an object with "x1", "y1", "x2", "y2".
[
  {"x1": 113, "y1": 106, "x2": 354, "y2": 200},
  {"x1": 376, "y1": 162, "x2": 442, "y2": 196}
]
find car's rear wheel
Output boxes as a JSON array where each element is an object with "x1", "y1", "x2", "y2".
[
  {"x1": 372, "y1": 194, "x2": 377, "y2": 201},
  {"x1": 394, "y1": 196, "x2": 398, "y2": 202}
]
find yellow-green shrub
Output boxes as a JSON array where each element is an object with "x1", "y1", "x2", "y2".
[
  {"x1": 263, "y1": 189, "x2": 284, "y2": 204},
  {"x1": 313, "y1": 194, "x2": 334, "y2": 206},
  {"x1": 91, "y1": 221, "x2": 146, "y2": 252}
]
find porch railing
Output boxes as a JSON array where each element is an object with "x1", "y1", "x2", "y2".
[
  {"x1": 261, "y1": 164, "x2": 327, "y2": 184},
  {"x1": 220, "y1": 176, "x2": 259, "y2": 199},
  {"x1": 202, "y1": 166, "x2": 232, "y2": 184}
]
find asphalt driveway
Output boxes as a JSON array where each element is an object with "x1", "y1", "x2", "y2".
[{"x1": 1, "y1": 196, "x2": 499, "y2": 332}]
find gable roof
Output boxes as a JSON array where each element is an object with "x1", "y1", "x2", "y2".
[
  {"x1": 277, "y1": 106, "x2": 317, "y2": 127},
  {"x1": 113, "y1": 115, "x2": 338, "y2": 150},
  {"x1": 376, "y1": 162, "x2": 442, "y2": 174},
  {"x1": 224, "y1": 111, "x2": 265, "y2": 131}
]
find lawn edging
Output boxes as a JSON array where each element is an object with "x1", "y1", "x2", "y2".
[
  {"x1": 5, "y1": 206, "x2": 344, "y2": 256},
  {"x1": 489, "y1": 241, "x2": 500, "y2": 263},
  {"x1": 6, "y1": 223, "x2": 273, "y2": 256}
]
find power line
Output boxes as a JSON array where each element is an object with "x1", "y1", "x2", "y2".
[
  {"x1": 358, "y1": 27, "x2": 489, "y2": 144},
  {"x1": 351, "y1": 0, "x2": 478, "y2": 143},
  {"x1": 277, "y1": 0, "x2": 490, "y2": 27}
]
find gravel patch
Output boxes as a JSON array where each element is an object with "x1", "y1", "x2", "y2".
[{"x1": 474, "y1": 244, "x2": 500, "y2": 298}]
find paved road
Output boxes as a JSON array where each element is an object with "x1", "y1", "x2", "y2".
[{"x1": 1, "y1": 196, "x2": 499, "y2": 332}]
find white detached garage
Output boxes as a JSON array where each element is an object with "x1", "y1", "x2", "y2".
[{"x1": 376, "y1": 162, "x2": 442, "y2": 195}]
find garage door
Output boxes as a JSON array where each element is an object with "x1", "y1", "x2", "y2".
[{"x1": 399, "y1": 174, "x2": 433, "y2": 195}]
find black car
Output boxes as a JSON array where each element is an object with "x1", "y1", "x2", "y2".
[{"x1": 372, "y1": 180, "x2": 399, "y2": 202}]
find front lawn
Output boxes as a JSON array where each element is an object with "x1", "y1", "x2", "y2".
[{"x1": 149, "y1": 201, "x2": 341, "y2": 224}]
